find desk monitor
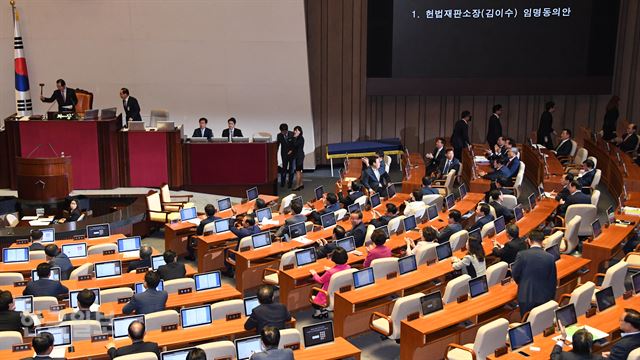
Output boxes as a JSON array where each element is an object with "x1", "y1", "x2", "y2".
[
  {"x1": 31, "y1": 267, "x2": 61, "y2": 281},
  {"x1": 161, "y1": 347, "x2": 196, "y2": 360},
  {"x1": 494, "y1": 216, "x2": 506, "y2": 235},
  {"x1": 128, "y1": 121, "x2": 146, "y2": 131},
  {"x1": 592, "y1": 219, "x2": 602, "y2": 239},
  {"x1": 376, "y1": 225, "x2": 390, "y2": 238},
  {"x1": 468, "y1": 228, "x2": 481, "y2": 241},
  {"x1": 606, "y1": 206, "x2": 615, "y2": 225},
  {"x1": 314, "y1": 186, "x2": 324, "y2": 201},
  {"x1": 469, "y1": 275, "x2": 489, "y2": 298},
  {"x1": 156, "y1": 121, "x2": 174, "y2": 131},
  {"x1": 528, "y1": 193, "x2": 537, "y2": 211},
  {"x1": 459, "y1": 184, "x2": 468, "y2": 199},
  {"x1": 235, "y1": 335, "x2": 263, "y2": 360},
  {"x1": 436, "y1": 242, "x2": 452, "y2": 261},
  {"x1": 545, "y1": 244, "x2": 561, "y2": 262},
  {"x1": 189, "y1": 137, "x2": 209, "y2": 143},
  {"x1": 595, "y1": 286, "x2": 616, "y2": 312},
  {"x1": 194, "y1": 271, "x2": 221, "y2": 291},
  {"x1": 14, "y1": 295, "x2": 33, "y2": 313},
  {"x1": 398, "y1": 255, "x2": 417, "y2": 275},
  {"x1": 180, "y1": 207, "x2": 197, "y2": 222},
  {"x1": 244, "y1": 296, "x2": 260, "y2": 316},
  {"x1": 420, "y1": 291, "x2": 444, "y2": 316},
  {"x1": 402, "y1": 215, "x2": 417, "y2": 233},
  {"x1": 100, "y1": 107, "x2": 117, "y2": 119},
  {"x1": 117, "y1": 236, "x2": 141, "y2": 253},
  {"x1": 84, "y1": 109, "x2": 99, "y2": 120},
  {"x1": 347, "y1": 203, "x2": 361, "y2": 214},
  {"x1": 632, "y1": 272, "x2": 640, "y2": 295},
  {"x1": 246, "y1": 187, "x2": 259, "y2": 201},
  {"x1": 387, "y1": 184, "x2": 396, "y2": 198},
  {"x1": 302, "y1": 320, "x2": 335, "y2": 348},
  {"x1": 112, "y1": 315, "x2": 144, "y2": 339},
  {"x1": 555, "y1": 303, "x2": 578, "y2": 328},
  {"x1": 214, "y1": 218, "x2": 230, "y2": 234},
  {"x1": 152, "y1": 255, "x2": 166, "y2": 270},
  {"x1": 217, "y1": 197, "x2": 232, "y2": 212},
  {"x1": 87, "y1": 223, "x2": 110, "y2": 239},
  {"x1": 336, "y1": 236, "x2": 356, "y2": 253},
  {"x1": 135, "y1": 280, "x2": 164, "y2": 294},
  {"x1": 291, "y1": 196, "x2": 304, "y2": 210},
  {"x1": 508, "y1": 322, "x2": 534, "y2": 350},
  {"x1": 180, "y1": 305, "x2": 212, "y2": 328},
  {"x1": 35, "y1": 325, "x2": 72, "y2": 346},
  {"x1": 445, "y1": 194, "x2": 455, "y2": 210},
  {"x1": 255, "y1": 207, "x2": 272, "y2": 222},
  {"x1": 211, "y1": 137, "x2": 228, "y2": 143},
  {"x1": 3, "y1": 247, "x2": 29, "y2": 263},
  {"x1": 251, "y1": 232, "x2": 272, "y2": 249},
  {"x1": 40, "y1": 228, "x2": 55, "y2": 243},
  {"x1": 427, "y1": 205, "x2": 438, "y2": 221},
  {"x1": 514, "y1": 205, "x2": 524, "y2": 222},
  {"x1": 288, "y1": 222, "x2": 307, "y2": 239},
  {"x1": 94, "y1": 260, "x2": 122, "y2": 279},
  {"x1": 321, "y1": 212, "x2": 337, "y2": 229},
  {"x1": 295, "y1": 248, "x2": 317, "y2": 267},
  {"x1": 231, "y1": 137, "x2": 250, "y2": 143},
  {"x1": 69, "y1": 288, "x2": 100, "y2": 309},
  {"x1": 370, "y1": 193, "x2": 381, "y2": 208},
  {"x1": 352, "y1": 268, "x2": 375, "y2": 289}
]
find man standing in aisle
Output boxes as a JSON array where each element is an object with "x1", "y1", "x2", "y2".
[
  {"x1": 277, "y1": 123, "x2": 294, "y2": 188},
  {"x1": 120, "y1": 88, "x2": 142, "y2": 123},
  {"x1": 451, "y1": 111, "x2": 472, "y2": 160}
]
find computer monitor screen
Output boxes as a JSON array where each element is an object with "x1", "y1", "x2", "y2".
[
  {"x1": 376, "y1": 225, "x2": 390, "y2": 238},
  {"x1": 251, "y1": 232, "x2": 272, "y2": 249},
  {"x1": 347, "y1": 203, "x2": 361, "y2": 214},
  {"x1": 3, "y1": 248, "x2": 29, "y2": 263},
  {"x1": 469, "y1": 275, "x2": 489, "y2": 298},
  {"x1": 180, "y1": 207, "x2": 197, "y2": 221},
  {"x1": 398, "y1": 255, "x2": 417, "y2": 275},
  {"x1": 14, "y1": 296, "x2": 33, "y2": 313},
  {"x1": 494, "y1": 216, "x2": 506, "y2": 235},
  {"x1": 545, "y1": 244, "x2": 561, "y2": 262},
  {"x1": 633, "y1": 272, "x2": 640, "y2": 295},
  {"x1": 427, "y1": 205, "x2": 438, "y2": 220},
  {"x1": 436, "y1": 242, "x2": 452, "y2": 261},
  {"x1": 87, "y1": 223, "x2": 110, "y2": 239},
  {"x1": 246, "y1": 187, "x2": 259, "y2": 201},
  {"x1": 595, "y1": 286, "x2": 616, "y2": 312},
  {"x1": 255, "y1": 208, "x2": 272, "y2": 222},
  {"x1": 194, "y1": 271, "x2": 221, "y2": 291},
  {"x1": 217, "y1": 198, "x2": 232, "y2": 212},
  {"x1": 288, "y1": 222, "x2": 307, "y2": 239},
  {"x1": 321, "y1": 212, "x2": 337, "y2": 229},
  {"x1": 370, "y1": 193, "x2": 381, "y2": 208},
  {"x1": 180, "y1": 305, "x2": 212, "y2": 328},
  {"x1": 152, "y1": 255, "x2": 166, "y2": 270},
  {"x1": 555, "y1": 304, "x2": 578, "y2": 328},
  {"x1": 117, "y1": 237, "x2": 141, "y2": 253},
  {"x1": 528, "y1": 193, "x2": 537, "y2": 211},
  {"x1": 387, "y1": 184, "x2": 396, "y2": 198},
  {"x1": 402, "y1": 215, "x2": 417, "y2": 232},
  {"x1": 459, "y1": 184, "x2": 467, "y2": 199},
  {"x1": 508, "y1": 322, "x2": 534, "y2": 350},
  {"x1": 336, "y1": 237, "x2": 356, "y2": 253},
  {"x1": 538, "y1": 184, "x2": 545, "y2": 198},
  {"x1": 31, "y1": 267, "x2": 61, "y2": 281},
  {"x1": 40, "y1": 228, "x2": 55, "y2": 243},
  {"x1": 36, "y1": 325, "x2": 72, "y2": 346},
  {"x1": 291, "y1": 196, "x2": 304, "y2": 210},
  {"x1": 235, "y1": 336, "x2": 263, "y2": 360},
  {"x1": 445, "y1": 194, "x2": 455, "y2": 210},
  {"x1": 244, "y1": 296, "x2": 261, "y2": 316},
  {"x1": 161, "y1": 348, "x2": 196, "y2": 360},
  {"x1": 112, "y1": 315, "x2": 144, "y2": 339},
  {"x1": 69, "y1": 288, "x2": 100, "y2": 309},
  {"x1": 61, "y1": 243, "x2": 87, "y2": 259},
  {"x1": 295, "y1": 248, "x2": 317, "y2": 267},
  {"x1": 514, "y1": 205, "x2": 524, "y2": 221},
  {"x1": 353, "y1": 268, "x2": 375, "y2": 289},
  {"x1": 135, "y1": 280, "x2": 164, "y2": 294},
  {"x1": 420, "y1": 291, "x2": 444, "y2": 316},
  {"x1": 592, "y1": 219, "x2": 602, "y2": 238},
  {"x1": 302, "y1": 321, "x2": 335, "y2": 348},
  {"x1": 94, "y1": 260, "x2": 122, "y2": 278},
  {"x1": 314, "y1": 186, "x2": 324, "y2": 201},
  {"x1": 214, "y1": 218, "x2": 230, "y2": 234}
]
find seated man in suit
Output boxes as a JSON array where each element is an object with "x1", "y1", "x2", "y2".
[
  {"x1": 361, "y1": 156, "x2": 391, "y2": 197},
  {"x1": 244, "y1": 285, "x2": 292, "y2": 333},
  {"x1": 23, "y1": 263, "x2": 68, "y2": 297},
  {"x1": 122, "y1": 271, "x2": 168, "y2": 315},
  {"x1": 29, "y1": 229, "x2": 46, "y2": 251},
  {"x1": 157, "y1": 250, "x2": 186, "y2": 281},
  {"x1": 577, "y1": 159, "x2": 596, "y2": 188},
  {"x1": 554, "y1": 128, "x2": 574, "y2": 158},
  {"x1": 492, "y1": 224, "x2": 527, "y2": 265},
  {"x1": 45, "y1": 244, "x2": 73, "y2": 280},
  {"x1": 554, "y1": 173, "x2": 574, "y2": 202},
  {"x1": 558, "y1": 180, "x2": 591, "y2": 215},
  {"x1": 468, "y1": 204, "x2": 494, "y2": 232},
  {"x1": 339, "y1": 181, "x2": 364, "y2": 207},
  {"x1": 421, "y1": 176, "x2": 439, "y2": 195},
  {"x1": 223, "y1": 215, "x2": 262, "y2": 277},
  {"x1": 275, "y1": 202, "x2": 306, "y2": 238},
  {"x1": 315, "y1": 225, "x2": 346, "y2": 258},
  {"x1": 489, "y1": 190, "x2": 514, "y2": 222},
  {"x1": 480, "y1": 158, "x2": 511, "y2": 182},
  {"x1": 347, "y1": 210, "x2": 367, "y2": 247},
  {"x1": 371, "y1": 203, "x2": 399, "y2": 228},
  {"x1": 191, "y1": 117, "x2": 213, "y2": 139},
  {"x1": 40, "y1": 79, "x2": 77, "y2": 113},
  {"x1": 127, "y1": 246, "x2": 153, "y2": 273},
  {"x1": 436, "y1": 210, "x2": 463, "y2": 243},
  {"x1": 106, "y1": 321, "x2": 160, "y2": 359},
  {"x1": 0, "y1": 290, "x2": 25, "y2": 333},
  {"x1": 426, "y1": 137, "x2": 447, "y2": 175},
  {"x1": 486, "y1": 136, "x2": 508, "y2": 163},
  {"x1": 221, "y1": 117, "x2": 243, "y2": 138},
  {"x1": 602, "y1": 309, "x2": 640, "y2": 360},
  {"x1": 27, "y1": 332, "x2": 57, "y2": 360},
  {"x1": 251, "y1": 326, "x2": 294, "y2": 360},
  {"x1": 437, "y1": 148, "x2": 461, "y2": 178},
  {"x1": 310, "y1": 192, "x2": 341, "y2": 224},
  {"x1": 186, "y1": 203, "x2": 220, "y2": 260},
  {"x1": 617, "y1": 123, "x2": 639, "y2": 153},
  {"x1": 119, "y1": 88, "x2": 142, "y2": 122},
  {"x1": 504, "y1": 148, "x2": 521, "y2": 179},
  {"x1": 63, "y1": 288, "x2": 111, "y2": 333},
  {"x1": 552, "y1": 328, "x2": 602, "y2": 360},
  {"x1": 362, "y1": 150, "x2": 388, "y2": 176}
]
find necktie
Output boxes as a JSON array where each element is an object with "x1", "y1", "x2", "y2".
[
  {"x1": 201, "y1": 128, "x2": 205, "y2": 137},
  {"x1": 444, "y1": 161, "x2": 450, "y2": 174},
  {"x1": 62, "y1": 90, "x2": 66, "y2": 103}
]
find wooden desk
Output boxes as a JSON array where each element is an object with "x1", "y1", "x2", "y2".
[
  {"x1": 582, "y1": 223, "x2": 634, "y2": 281},
  {"x1": 461, "y1": 148, "x2": 492, "y2": 194},
  {"x1": 401, "y1": 153, "x2": 426, "y2": 194},
  {"x1": 583, "y1": 136, "x2": 640, "y2": 201},
  {"x1": 9, "y1": 234, "x2": 128, "y2": 249},
  {"x1": 292, "y1": 337, "x2": 361, "y2": 360},
  {"x1": 522, "y1": 145, "x2": 564, "y2": 192}
]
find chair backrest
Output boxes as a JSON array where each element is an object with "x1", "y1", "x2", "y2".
[
  {"x1": 0, "y1": 273, "x2": 24, "y2": 286},
  {"x1": 203, "y1": 221, "x2": 216, "y2": 234},
  {"x1": 526, "y1": 300, "x2": 558, "y2": 336},
  {"x1": 565, "y1": 205, "x2": 597, "y2": 237},
  {"x1": 384, "y1": 155, "x2": 392, "y2": 173},
  {"x1": 163, "y1": 278, "x2": 195, "y2": 294},
  {"x1": 569, "y1": 140, "x2": 578, "y2": 157},
  {"x1": 150, "y1": 109, "x2": 169, "y2": 124},
  {"x1": 210, "y1": 299, "x2": 244, "y2": 321},
  {"x1": 590, "y1": 190, "x2": 601, "y2": 206},
  {"x1": 144, "y1": 310, "x2": 179, "y2": 331},
  {"x1": 334, "y1": 208, "x2": 347, "y2": 221},
  {"x1": 237, "y1": 236, "x2": 253, "y2": 251},
  {"x1": 562, "y1": 215, "x2": 582, "y2": 254},
  {"x1": 326, "y1": 268, "x2": 358, "y2": 311},
  {"x1": 480, "y1": 222, "x2": 495, "y2": 239},
  {"x1": 628, "y1": 347, "x2": 640, "y2": 360},
  {"x1": 279, "y1": 251, "x2": 296, "y2": 270},
  {"x1": 34, "y1": 296, "x2": 59, "y2": 312},
  {"x1": 569, "y1": 281, "x2": 595, "y2": 316},
  {"x1": 77, "y1": 213, "x2": 86, "y2": 222},
  {"x1": 364, "y1": 225, "x2": 376, "y2": 246},
  {"x1": 591, "y1": 169, "x2": 602, "y2": 188},
  {"x1": 587, "y1": 156, "x2": 597, "y2": 168},
  {"x1": 30, "y1": 251, "x2": 46, "y2": 260},
  {"x1": 485, "y1": 262, "x2": 508, "y2": 287},
  {"x1": 386, "y1": 293, "x2": 423, "y2": 340},
  {"x1": 5, "y1": 214, "x2": 19, "y2": 227},
  {"x1": 513, "y1": 164, "x2": 525, "y2": 197},
  {"x1": 415, "y1": 242, "x2": 438, "y2": 266},
  {"x1": 472, "y1": 318, "x2": 510, "y2": 360},
  {"x1": 0, "y1": 331, "x2": 22, "y2": 351},
  {"x1": 387, "y1": 216, "x2": 405, "y2": 234},
  {"x1": 58, "y1": 320, "x2": 102, "y2": 341},
  {"x1": 444, "y1": 170, "x2": 456, "y2": 194},
  {"x1": 101, "y1": 287, "x2": 134, "y2": 303},
  {"x1": 146, "y1": 191, "x2": 162, "y2": 212},
  {"x1": 354, "y1": 195, "x2": 368, "y2": 207},
  {"x1": 501, "y1": 195, "x2": 518, "y2": 210},
  {"x1": 626, "y1": 252, "x2": 640, "y2": 267},
  {"x1": 601, "y1": 261, "x2": 628, "y2": 298},
  {"x1": 113, "y1": 352, "x2": 159, "y2": 360},
  {"x1": 574, "y1": 148, "x2": 588, "y2": 165},
  {"x1": 442, "y1": 274, "x2": 471, "y2": 304},
  {"x1": 449, "y1": 230, "x2": 468, "y2": 252},
  {"x1": 74, "y1": 88, "x2": 93, "y2": 115},
  {"x1": 70, "y1": 263, "x2": 94, "y2": 280},
  {"x1": 542, "y1": 231, "x2": 563, "y2": 249},
  {"x1": 422, "y1": 194, "x2": 443, "y2": 211},
  {"x1": 404, "y1": 202, "x2": 427, "y2": 218},
  {"x1": 197, "y1": 340, "x2": 236, "y2": 360},
  {"x1": 87, "y1": 243, "x2": 118, "y2": 256},
  {"x1": 279, "y1": 194, "x2": 297, "y2": 213},
  {"x1": 371, "y1": 258, "x2": 399, "y2": 280},
  {"x1": 160, "y1": 184, "x2": 171, "y2": 203},
  {"x1": 277, "y1": 328, "x2": 302, "y2": 349}
]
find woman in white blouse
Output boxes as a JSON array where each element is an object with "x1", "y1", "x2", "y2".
[
  {"x1": 405, "y1": 227, "x2": 439, "y2": 255},
  {"x1": 452, "y1": 237, "x2": 486, "y2": 277}
]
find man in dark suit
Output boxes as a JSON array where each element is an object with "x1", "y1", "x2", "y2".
[
  {"x1": 554, "y1": 173, "x2": 574, "y2": 202},
  {"x1": 421, "y1": 176, "x2": 439, "y2": 195},
  {"x1": 25, "y1": 332, "x2": 59, "y2": 360},
  {"x1": 437, "y1": 210, "x2": 463, "y2": 243},
  {"x1": 310, "y1": 193, "x2": 341, "y2": 225},
  {"x1": 451, "y1": 111, "x2": 472, "y2": 160},
  {"x1": 29, "y1": 229, "x2": 46, "y2": 251},
  {"x1": 339, "y1": 181, "x2": 364, "y2": 207},
  {"x1": 0, "y1": 290, "x2": 25, "y2": 333},
  {"x1": 577, "y1": 159, "x2": 596, "y2": 188},
  {"x1": 511, "y1": 230, "x2": 557, "y2": 316},
  {"x1": 551, "y1": 328, "x2": 603, "y2": 360},
  {"x1": 127, "y1": 246, "x2": 153, "y2": 273},
  {"x1": 537, "y1": 101, "x2": 556, "y2": 149},
  {"x1": 347, "y1": 210, "x2": 367, "y2": 247},
  {"x1": 119, "y1": 88, "x2": 142, "y2": 122},
  {"x1": 45, "y1": 244, "x2": 73, "y2": 280},
  {"x1": 122, "y1": 271, "x2": 168, "y2": 315},
  {"x1": 361, "y1": 156, "x2": 391, "y2": 197},
  {"x1": 504, "y1": 149, "x2": 521, "y2": 178},
  {"x1": 486, "y1": 104, "x2": 503, "y2": 148},
  {"x1": 489, "y1": 190, "x2": 514, "y2": 222},
  {"x1": 425, "y1": 137, "x2": 446, "y2": 175},
  {"x1": 555, "y1": 129, "x2": 574, "y2": 157},
  {"x1": 191, "y1": 117, "x2": 213, "y2": 139},
  {"x1": 251, "y1": 327, "x2": 294, "y2": 360},
  {"x1": 618, "y1": 123, "x2": 639, "y2": 153},
  {"x1": 221, "y1": 117, "x2": 243, "y2": 138},
  {"x1": 486, "y1": 136, "x2": 508, "y2": 163},
  {"x1": 438, "y1": 148, "x2": 461, "y2": 178},
  {"x1": 40, "y1": 79, "x2": 77, "y2": 113},
  {"x1": 603, "y1": 309, "x2": 640, "y2": 360},
  {"x1": 468, "y1": 204, "x2": 494, "y2": 232},
  {"x1": 558, "y1": 180, "x2": 591, "y2": 215},
  {"x1": 277, "y1": 123, "x2": 295, "y2": 188},
  {"x1": 157, "y1": 250, "x2": 186, "y2": 281},
  {"x1": 23, "y1": 263, "x2": 68, "y2": 297},
  {"x1": 275, "y1": 202, "x2": 306, "y2": 238},
  {"x1": 481, "y1": 158, "x2": 511, "y2": 182},
  {"x1": 492, "y1": 224, "x2": 527, "y2": 265},
  {"x1": 187, "y1": 204, "x2": 220, "y2": 260},
  {"x1": 244, "y1": 285, "x2": 291, "y2": 333},
  {"x1": 106, "y1": 321, "x2": 160, "y2": 359},
  {"x1": 371, "y1": 203, "x2": 399, "y2": 228},
  {"x1": 63, "y1": 289, "x2": 111, "y2": 333}
]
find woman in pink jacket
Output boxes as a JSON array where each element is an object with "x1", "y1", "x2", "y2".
[{"x1": 309, "y1": 247, "x2": 350, "y2": 319}]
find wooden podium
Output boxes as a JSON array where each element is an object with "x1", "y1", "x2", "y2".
[{"x1": 16, "y1": 157, "x2": 73, "y2": 202}]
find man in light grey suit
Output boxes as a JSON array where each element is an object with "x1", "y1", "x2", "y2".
[
  {"x1": 122, "y1": 271, "x2": 168, "y2": 315},
  {"x1": 250, "y1": 327, "x2": 293, "y2": 360},
  {"x1": 274, "y1": 201, "x2": 307, "y2": 239}
]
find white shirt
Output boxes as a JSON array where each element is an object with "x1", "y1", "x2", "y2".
[
  {"x1": 373, "y1": 168, "x2": 380, "y2": 182},
  {"x1": 434, "y1": 146, "x2": 443, "y2": 159},
  {"x1": 123, "y1": 96, "x2": 129, "y2": 107},
  {"x1": 493, "y1": 113, "x2": 500, "y2": 119},
  {"x1": 622, "y1": 330, "x2": 640, "y2": 337},
  {"x1": 556, "y1": 138, "x2": 569, "y2": 150}
]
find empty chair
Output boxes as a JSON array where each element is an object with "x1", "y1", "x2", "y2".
[
  {"x1": 594, "y1": 261, "x2": 628, "y2": 298},
  {"x1": 30, "y1": 251, "x2": 46, "y2": 261},
  {"x1": 113, "y1": 352, "x2": 159, "y2": 360},
  {"x1": 33, "y1": 296, "x2": 59, "y2": 312},
  {"x1": 163, "y1": 278, "x2": 195, "y2": 294},
  {"x1": 559, "y1": 281, "x2": 595, "y2": 317},
  {"x1": 211, "y1": 299, "x2": 244, "y2": 321},
  {"x1": 5, "y1": 214, "x2": 19, "y2": 228},
  {"x1": 480, "y1": 222, "x2": 495, "y2": 239},
  {"x1": 101, "y1": 288, "x2": 134, "y2": 303},
  {"x1": 0, "y1": 273, "x2": 24, "y2": 286},
  {"x1": 415, "y1": 242, "x2": 438, "y2": 266},
  {"x1": 309, "y1": 268, "x2": 358, "y2": 311},
  {"x1": 70, "y1": 263, "x2": 94, "y2": 281},
  {"x1": 432, "y1": 170, "x2": 456, "y2": 196},
  {"x1": 0, "y1": 331, "x2": 22, "y2": 351},
  {"x1": 160, "y1": 183, "x2": 192, "y2": 211},
  {"x1": 591, "y1": 190, "x2": 601, "y2": 207},
  {"x1": 371, "y1": 258, "x2": 399, "y2": 280},
  {"x1": 263, "y1": 250, "x2": 297, "y2": 285},
  {"x1": 58, "y1": 320, "x2": 102, "y2": 341},
  {"x1": 485, "y1": 262, "x2": 508, "y2": 287},
  {"x1": 519, "y1": 300, "x2": 558, "y2": 336},
  {"x1": 422, "y1": 194, "x2": 443, "y2": 211},
  {"x1": 384, "y1": 155, "x2": 392, "y2": 173},
  {"x1": 449, "y1": 230, "x2": 468, "y2": 252},
  {"x1": 404, "y1": 202, "x2": 427, "y2": 217},
  {"x1": 370, "y1": 293, "x2": 422, "y2": 340},
  {"x1": 145, "y1": 190, "x2": 171, "y2": 223},
  {"x1": 445, "y1": 318, "x2": 509, "y2": 360},
  {"x1": 442, "y1": 274, "x2": 471, "y2": 304},
  {"x1": 334, "y1": 208, "x2": 347, "y2": 221},
  {"x1": 542, "y1": 231, "x2": 563, "y2": 249},
  {"x1": 144, "y1": 310, "x2": 179, "y2": 331},
  {"x1": 387, "y1": 216, "x2": 405, "y2": 234},
  {"x1": 278, "y1": 328, "x2": 302, "y2": 348},
  {"x1": 590, "y1": 169, "x2": 602, "y2": 188},
  {"x1": 363, "y1": 225, "x2": 376, "y2": 246},
  {"x1": 558, "y1": 215, "x2": 581, "y2": 254},
  {"x1": 87, "y1": 243, "x2": 118, "y2": 256},
  {"x1": 501, "y1": 195, "x2": 518, "y2": 210},
  {"x1": 565, "y1": 205, "x2": 597, "y2": 237},
  {"x1": 197, "y1": 340, "x2": 236, "y2": 360}
]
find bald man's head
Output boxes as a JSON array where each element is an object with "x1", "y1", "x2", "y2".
[
  {"x1": 128, "y1": 321, "x2": 145, "y2": 341},
  {"x1": 139, "y1": 246, "x2": 152, "y2": 260}
]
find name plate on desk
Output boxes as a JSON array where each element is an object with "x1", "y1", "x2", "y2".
[
  {"x1": 339, "y1": 285, "x2": 352, "y2": 293},
  {"x1": 457, "y1": 294, "x2": 468, "y2": 303},
  {"x1": 103, "y1": 250, "x2": 116, "y2": 255},
  {"x1": 386, "y1": 272, "x2": 398, "y2": 280},
  {"x1": 543, "y1": 326, "x2": 555, "y2": 337},
  {"x1": 73, "y1": 235, "x2": 85, "y2": 240},
  {"x1": 78, "y1": 275, "x2": 92, "y2": 281},
  {"x1": 214, "y1": 357, "x2": 231, "y2": 360},
  {"x1": 12, "y1": 344, "x2": 31, "y2": 352},
  {"x1": 284, "y1": 343, "x2": 300, "y2": 350},
  {"x1": 91, "y1": 335, "x2": 109, "y2": 342},
  {"x1": 50, "y1": 304, "x2": 66, "y2": 312},
  {"x1": 203, "y1": 231, "x2": 213, "y2": 236},
  {"x1": 494, "y1": 346, "x2": 508, "y2": 357},
  {"x1": 283, "y1": 264, "x2": 295, "y2": 271},
  {"x1": 586, "y1": 307, "x2": 597, "y2": 318},
  {"x1": 239, "y1": 246, "x2": 251, "y2": 252},
  {"x1": 136, "y1": 267, "x2": 149, "y2": 274},
  {"x1": 623, "y1": 290, "x2": 633, "y2": 300},
  {"x1": 178, "y1": 288, "x2": 192, "y2": 295},
  {"x1": 501, "y1": 277, "x2": 512, "y2": 286},
  {"x1": 426, "y1": 259, "x2": 437, "y2": 266},
  {"x1": 118, "y1": 297, "x2": 132, "y2": 304},
  {"x1": 406, "y1": 312, "x2": 420, "y2": 321},
  {"x1": 16, "y1": 239, "x2": 29, "y2": 245},
  {"x1": 13, "y1": 281, "x2": 27, "y2": 287},
  {"x1": 226, "y1": 313, "x2": 242, "y2": 321},
  {"x1": 161, "y1": 324, "x2": 178, "y2": 332}
]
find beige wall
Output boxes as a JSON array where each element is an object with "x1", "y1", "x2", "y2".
[{"x1": 1, "y1": 0, "x2": 315, "y2": 167}]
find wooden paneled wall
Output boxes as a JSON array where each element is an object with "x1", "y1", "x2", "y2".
[{"x1": 305, "y1": 0, "x2": 640, "y2": 165}]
